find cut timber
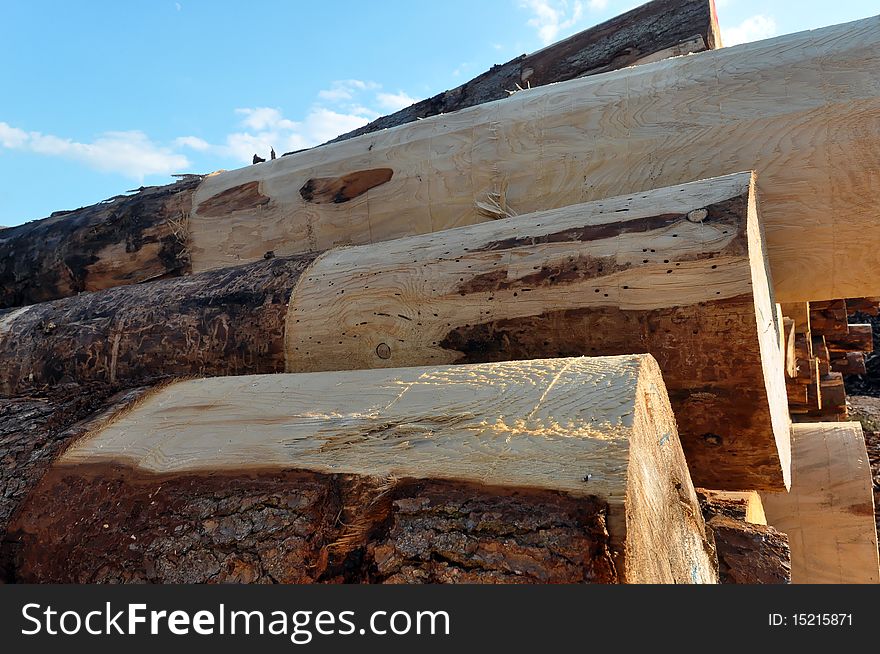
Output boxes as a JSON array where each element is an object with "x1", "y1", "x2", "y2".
[
  {"x1": 761, "y1": 423, "x2": 880, "y2": 584},
  {"x1": 783, "y1": 317, "x2": 797, "y2": 378},
  {"x1": 324, "y1": 0, "x2": 721, "y2": 145},
  {"x1": 9, "y1": 356, "x2": 718, "y2": 584},
  {"x1": 285, "y1": 172, "x2": 791, "y2": 490},
  {"x1": 0, "y1": 2, "x2": 720, "y2": 311},
  {"x1": 820, "y1": 373, "x2": 847, "y2": 409},
  {"x1": 0, "y1": 173, "x2": 791, "y2": 490},
  {"x1": 781, "y1": 302, "x2": 810, "y2": 333},
  {"x1": 809, "y1": 300, "x2": 849, "y2": 335},
  {"x1": 832, "y1": 352, "x2": 867, "y2": 376},
  {"x1": 0, "y1": 177, "x2": 201, "y2": 309},
  {"x1": 187, "y1": 17, "x2": 880, "y2": 303},
  {"x1": 0, "y1": 256, "x2": 315, "y2": 395},
  {"x1": 827, "y1": 324, "x2": 874, "y2": 354}
]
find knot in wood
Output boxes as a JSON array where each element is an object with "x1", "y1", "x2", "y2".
[{"x1": 376, "y1": 343, "x2": 392, "y2": 359}]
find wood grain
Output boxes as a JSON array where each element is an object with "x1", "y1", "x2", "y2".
[
  {"x1": 761, "y1": 422, "x2": 880, "y2": 584},
  {"x1": 284, "y1": 172, "x2": 790, "y2": 490},
  {"x1": 187, "y1": 16, "x2": 880, "y2": 303},
  {"x1": 32, "y1": 355, "x2": 717, "y2": 584}
]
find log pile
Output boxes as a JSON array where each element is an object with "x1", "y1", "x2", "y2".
[
  {"x1": 2, "y1": 0, "x2": 879, "y2": 584},
  {"x1": 780, "y1": 298, "x2": 879, "y2": 421}
]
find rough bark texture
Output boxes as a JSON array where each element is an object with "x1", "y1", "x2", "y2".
[
  {"x1": 0, "y1": 177, "x2": 201, "y2": 309},
  {"x1": 0, "y1": 384, "x2": 149, "y2": 582},
  {"x1": 0, "y1": 254, "x2": 316, "y2": 396},
  {"x1": 707, "y1": 515, "x2": 791, "y2": 585},
  {"x1": 321, "y1": 0, "x2": 718, "y2": 147},
  {"x1": 9, "y1": 469, "x2": 617, "y2": 584}
]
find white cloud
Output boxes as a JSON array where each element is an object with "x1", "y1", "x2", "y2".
[
  {"x1": 520, "y1": 0, "x2": 584, "y2": 45},
  {"x1": 317, "y1": 79, "x2": 380, "y2": 103},
  {"x1": 722, "y1": 14, "x2": 778, "y2": 47},
  {"x1": 174, "y1": 135, "x2": 210, "y2": 151},
  {"x1": 0, "y1": 122, "x2": 189, "y2": 179},
  {"x1": 587, "y1": 0, "x2": 607, "y2": 9},
  {"x1": 222, "y1": 106, "x2": 373, "y2": 162},
  {"x1": 376, "y1": 91, "x2": 417, "y2": 112}
]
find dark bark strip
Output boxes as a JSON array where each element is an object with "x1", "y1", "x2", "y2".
[
  {"x1": 0, "y1": 255, "x2": 317, "y2": 396},
  {"x1": 319, "y1": 0, "x2": 719, "y2": 147},
  {"x1": 0, "y1": 177, "x2": 201, "y2": 309},
  {"x1": 299, "y1": 168, "x2": 394, "y2": 204},
  {"x1": 9, "y1": 468, "x2": 616, "y2": 584}
]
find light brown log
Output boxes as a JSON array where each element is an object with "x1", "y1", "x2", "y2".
[
  {"x1": 0, "y1": 1, "x2": 721, "y2": 311},
  {"x1": 284, "y1": 172, "x2": 790, "y2": 490},
  {"x1": 820, "y1": 372, "x2": 847, "y2": 409},
  {"x1": 761, "y1": 423, "x2": 880, "y2": 584},
  {"x1": 186, "y1": 17, "x2": 880, "y2": 304},
  {"x1": 9, "y1": 356, "x2": 718, "y2": 584},
  {"x1": 783, "y1": 317, "x2": 797, "y2": 378},
  {"x1": 827, "y1": 324, "x2": 874, "y2": 354},
  {"x1": 0, "y1": 173, "x2": 792, "y2": 491}
]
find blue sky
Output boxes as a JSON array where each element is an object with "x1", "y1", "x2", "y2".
[{"x1": 1, "y1": 0, "x2": 876, "y2": 226}]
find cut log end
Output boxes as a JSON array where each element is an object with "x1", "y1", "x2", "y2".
[{"x1": 10, "y1": 356, "x2": 717, "y2": 584}]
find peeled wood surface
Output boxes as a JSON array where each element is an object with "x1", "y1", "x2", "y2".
[
  {"x1": 0, "y1": 255, "x2": 315, "y2": 395},
  {"x1": 25, "y1": 356, "x2": 717, "y2": 584},
  {"x1": 187, "y1": 17, "x2": 880, "y2": 303},
  {"x1": 285, "y1": 172, "x2": 790, "y2": 490},
  {"x1": 0, "y1": 177, "x2": 200, "y2": 309},
  {"x1": 761, "y1": 423, "x2": 880, "y2": 584},
  {"x1": 323, "y1": 0, "x2": 720, "y2": 145}
]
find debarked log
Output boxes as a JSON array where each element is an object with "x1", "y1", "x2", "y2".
[
  {"x1": 8, "y1": 356, "x2": 718, "y2": 584},
  {"x1": 185, "y1": 17, "x2": 880, "y2": 303},
  {"x1": 0, "y1": 173, "x2": 790, "y2": 490}
]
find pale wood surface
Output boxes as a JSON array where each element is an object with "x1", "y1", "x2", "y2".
[
  {"x1": 283, "y1": 172, "x2": 790, "y2": 490},
  {"x1": 187, "y1": 16, "x2": 880, "y2": 303},
  {"x1": 761, "y1": 423, "x2": 880, "y2": 584},
  {"x1": 59, "y1": 355, "x2": 717, "y2": 583}
]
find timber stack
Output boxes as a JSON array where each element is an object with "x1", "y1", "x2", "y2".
[{"x1": 1, "y1": 0, "x2": 879, "y2": 584}]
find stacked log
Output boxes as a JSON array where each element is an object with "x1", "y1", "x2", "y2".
[
  {"x1": 2, "y1": 15, "x2": 880, "y2": 308},
  {"x1": 6, "y1": 4, "x2": 880, "y2": 587},
  {"x1": 780, "y1": 298, "x2": 878, "y2": 421},
  {"x1": 0, "y1": 0, "x2": 722, "y2": 311},
  {"x1": 7, "y1": 356, "x2": 719, "y2": 584},
  {"x1": 0, "y1": 173, "x2": 791, "y2": 491}
]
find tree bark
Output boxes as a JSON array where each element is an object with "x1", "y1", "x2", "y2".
[
  {"x1": 8, "y1": 356, "x2": 717, "y2": 584},
  {"x1": 0, "y1": 255, "x2": 316, "y2": 395},
  {"x1": 0, "y1": 177, "x2": 200, "y2": 309},
  {"x1": 0, "y1": 174, "x2": 790, "y2": 491}
]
